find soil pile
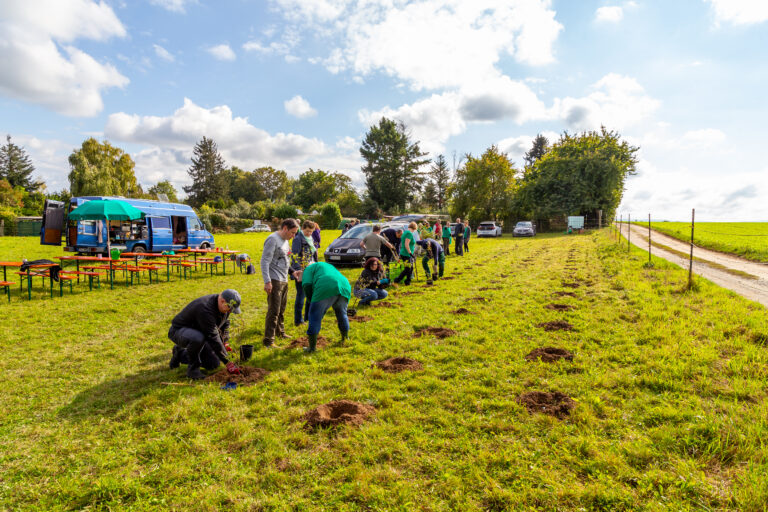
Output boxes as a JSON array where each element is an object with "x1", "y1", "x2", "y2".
[
  {"x1": 545, "y1": 303, "x2": 575, "y2": 311},
  {"x1": 413, "y1": 327, "x2": 457, "y2": 339},
  {"x1": 479, "y1": 286, "x2": 501, "y2": 291},
  {"x1": 304, "y1": 400, "x2": 375, "y2": 429},
  {"x1": 518, "y1": 391, "x2": 575, "y2": 419},
  {"x1": 537, "y1": 320, "x2": 574, "y2": 331},
  {"x1": 287, "y1": 335, "x2": 329, "y2": 349},
  {"x1": 348, "y1": 315, "x2": 373, "y2": 323},
  {"x1": 525, "y1": 347, "x2": 574, "y2": 363},
  {"x1": 374, "y1": 357, "x2": 423, "y2": 373},
  {"x1": 553, "y1": 291, "x2": 577, "y2": 297},
  {"x1": 451, "y1": 308, "x2": 474, "y2": 315},
  {"x1": 204, "y1": 366, "x2": 270, "y2": 386},
  {"x1": 441, "y1": 277, "x2": 455, "y2": 281}
]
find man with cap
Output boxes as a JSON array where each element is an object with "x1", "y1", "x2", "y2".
[{"x1": 168, "y1": 289, "x2": 242, "y2": 380}]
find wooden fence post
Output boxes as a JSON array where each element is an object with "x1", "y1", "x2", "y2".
[
  {"x1": 648, "y1": 213, "x2": 652, "y2": 264},
  {"x1": 627, "y1": 213, "x2": 631, "y2": 252},
  {"x1": 688, "y1": 208, "x2": 695, "y2": 290}
]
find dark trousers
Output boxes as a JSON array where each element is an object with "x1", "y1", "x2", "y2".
[
  {"x1": 265, "y1": 280, "x2": 288, "y2": 342},
  {"x1": 442, "y1": 237, "x2": 451, "y2": 255},
  {"x1": 454, "y1": 236, "x2": 464, "y2": 256},
  {"x1": 294, "y1": 279, "x2": 310, "y2": 325},
  {"x1": 394, "y1": 257, "x2": 413, "y2": 284},
  {"x1": 168, "y1": 326, "x2": 221, "y2": 370},
  {"x1": 464, "y1": 238, "x2": 469, "y2": 253}
]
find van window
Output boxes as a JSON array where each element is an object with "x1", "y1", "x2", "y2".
[
  {"x1": 188, "y1": 217, "x2": 201, "y2": 231},
  {"x1": 78, "y1": 221, "x2": 97, "y2": 234},
  {"x1": 151, "y1": 217, "x2": 171, "y2": 229}
]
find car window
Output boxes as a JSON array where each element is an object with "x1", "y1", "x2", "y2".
[
  {"x1": 339, "y1": 224, "x2": 373, "y2": 239},
  {"x1": 479, "y1": 223, "x2": 495, "y2": 228}
]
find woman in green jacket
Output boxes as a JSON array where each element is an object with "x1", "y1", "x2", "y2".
[
  {"x1": 296, "y1": 262, "x2": 351, "y2": 353},
  {"x1": 441, "y1": 224, "x2": 452, "y2": 255}
]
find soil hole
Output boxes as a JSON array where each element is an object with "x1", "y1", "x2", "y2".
[
  {"x1": 348, "y1": 315, "x2": 373, "y2": 323},
  {"x1": 561, "y1": 282, "x2": 580, "y2": 288},
  {"x1": 537, "y1": 320, "x2": 574, "y2": 331},
  {"x1": 287, "y1": 335, "x2": 329, "y2": 349},
  {"x1": 468, "y1": 296, "x2": 488, "y2": 303},
  {"x1": 374, "y1": 357, "x2": 423, "y2": 373},
  {"x1": 517, "y1": 391, "x2": 575, "y2": 419},
  {"x1": 204, "y1": 366, "x2": 270, "y2": 386},
  {"x1": 525, "y1": 347, "x2": 574, "y2": 363},
  {"x1": 553, "y1": 291, "x2": 577, "y2": 297},
  {"x1": 371, "y1": 301, "x2": 402, "y2": 308},
  {"x1": 304, "y1": 400, "x2": 376, "y2": 430},
  {"x1": 479, "y1": 286, "x2": 502, "y2": 291},
  {"x1": 451, "y1": 308, "x2": 474, "y2": 315},
  {"x1": 545, "y1": 303, "x2": 575, "y2": 311},
  {"x1": 413, "y1": 327, "x2": 457, "y2": 339}
]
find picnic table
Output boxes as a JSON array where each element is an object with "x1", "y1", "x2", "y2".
[
  {"x1": 1, "y1": 262, "x2": 60, "y2": 300},
  {"x1": 176, "y1": 248, "x2": 238, "y2": 274},
  {"x1": 0, "y1": 262, "x2": 22, "y2": 302},
  {"x1": 57, "y1": 255, "x2": 124, "y2": 289}
]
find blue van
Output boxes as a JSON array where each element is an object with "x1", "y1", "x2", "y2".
[{"x1": 40, "y1": 196, "x2": 215, "y2": 254}]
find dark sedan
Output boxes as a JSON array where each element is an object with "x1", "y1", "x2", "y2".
[{"x1": 324, "y1": 224, "x2": 373, "y2": 265}]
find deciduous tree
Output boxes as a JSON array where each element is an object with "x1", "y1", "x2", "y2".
[
  {"x1": 68, "y1": 138, "x2": 141, "y2": 197},
  {"x1": 449, "y1": 145, "x2": 517, "y2": 222},
  {"x1": 148, "y1": 180, "x2": 179, "y2": 203}
]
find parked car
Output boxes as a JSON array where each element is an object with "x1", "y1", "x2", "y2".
[
  {"x1": 512, "y1": 221, "x2": 536, "y2": 237},
  {"x1": 243, "y1": 224, "x2": 271, "y2": 233},
  {"x1": 324, "y1": 223, "x2": 406, "y2": 265},
  {"x1": 477, "y1": 221, "x2": 503, "y2": 237}
]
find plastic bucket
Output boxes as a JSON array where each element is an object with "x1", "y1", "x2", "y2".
[{"x1": 239, "y1": 344, "x2": 253, "y2": 361}]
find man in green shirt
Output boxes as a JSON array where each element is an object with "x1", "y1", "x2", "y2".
[
  {"x1": 393, "y1": 221, "x2": 417, "y2": 285},
  {"x1": 295, "y1": 262, "x2": 351, "y2": 353}
]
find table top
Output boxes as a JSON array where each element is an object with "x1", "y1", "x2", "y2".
[
  {"x1": 120, "y1": 252, "x2": 164, "y2": 257},
  {"x1": 57, "y1": 256, "x2": 118, "y2": 262},
  {"x1": 0, "y1": 262, "x2": 23, "y2": 267},
  {"x1": 177, "y1": 248, "x2": 238, "y2": 254}
]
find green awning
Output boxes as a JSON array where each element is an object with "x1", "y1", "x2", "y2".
[{"x1": 68, "y1": 199, "x2": 145, "y2": 221}]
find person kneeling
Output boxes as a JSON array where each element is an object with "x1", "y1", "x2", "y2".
[
  {"x1": 168, "y1": 289, "x2": 242, "y2": 380},
  {"x1": 354, "y1": 257, "x2": 389, "y2": 306},
  {"x1": 295, "y1": 262, "x2": 351, "y2": 353}
]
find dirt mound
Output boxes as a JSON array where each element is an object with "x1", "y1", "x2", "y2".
[
  {"x1": 451, "y1": 308, "x2": 474, "y2": 315},
  {"x1": 545, "y1": 303, "x2": 575, "y2": 311},
  {"x1": 561, "y1": 282, "x2": 580, "y2": 288},
  {"x1": 287, "y1": 335, "x2": 330, "y2": 349},
  {"x1": 413, "y1": 327, "x2": 457, "y2": 339},
  {"x1": 348, "y1": 315, "x2": 373, "y2": 323},
  {"x1": 500, "y1": 273, "x2": 509, "y2": 278},
  {"x1": 525, "y1": 347, "x2": 574, "y2": 363},
  {"x1": 204, "y1": 366, "x2": 270, "y2": 386},
  {"x1": 440, "y1": 276, "x2": 455, "y2": 280},
  {"x1": 304, "y1": 400, "x2": 375, "y2": 430},
  {"x1": 374, "y1": 357, "x2": 424, "y2": 373},
  {"x1": 553, "y1": 291, "x2": 577, "y2": 297},
  {"x1": 517, "y1": 391, "x2": 575, "y2": 419},
  {"x1": 537, "y1": 320, "x2": 574, "y2": 331},
  {"x1": 397, "y1": 291, "x2": 423, "y2": 296},
  {"x1": 479, "y1": 286, "x2": 501, "y2": 291},
  {"x1": 371, "y1": 301, "x2": 401, "y2": 308}
]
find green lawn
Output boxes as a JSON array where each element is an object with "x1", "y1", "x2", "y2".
[
  {"x1": 645, "y1": 222, "x2": 768, "y2": 263},
  {"x1": 1, "y1": 231, "x2": 767, "y2": 510}
]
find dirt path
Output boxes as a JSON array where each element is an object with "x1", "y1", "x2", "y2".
[{"x1": 618, "y1": 223, "x2": 768, "y2": 308}]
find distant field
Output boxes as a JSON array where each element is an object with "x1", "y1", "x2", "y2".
[{"x1": 646, "y1": 222, "x2": 768, "y2": 263}]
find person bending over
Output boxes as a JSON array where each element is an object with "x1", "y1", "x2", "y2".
[
  {"x1": 294, "y1": 262, "x2": 351, "y2": 353},
  {"x1": 168, "y1": 289, "x2": 242, "y2": 380},
  {"x1": 380, "y1": 227, "x2": 402, "y2": 266},
  {"x1": 290, "y1": 219, "x2": 318, "y2": 327},
  {"x1": 417, "y1": 238, "x2": 444, "y2": 282},
  {"x1": 353, "y1": 257, "x2": 389, "y2": 306},
  {"x1": 360, "y1": 224, "x2": 395, "y2": 260},
  {"x1": 393, "y1": 222, "x2": 417, "y2": 285}
]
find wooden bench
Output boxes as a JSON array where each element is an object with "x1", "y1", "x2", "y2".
[
  {"x1": 61, "y1": 270, "x2": 105, "y2": 290},
  {"x1": 0, "y1": 281, "x2": 13, "y2": 302}
]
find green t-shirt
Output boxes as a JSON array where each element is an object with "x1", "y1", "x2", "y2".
[
  {"x1": 400, "y1": 230, "x2": 416, "y2": 257},
  {"x1": 441, "y1": 226, "x2": 452, "y2": 240},
  {"x1": 301, "y1": 262, "x2": 351, "y2": 303}
]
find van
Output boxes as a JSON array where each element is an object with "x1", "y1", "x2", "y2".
[{"x1": 40, "y1": 196, "x2": 215, "y2": 254}]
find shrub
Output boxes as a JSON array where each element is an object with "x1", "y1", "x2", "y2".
[
  {"x1": 319, "y1": 202, "x2": 342, "y2": 230},
  {"x1": 273, "y1": 203, "x2": 299, "y2": 220}
]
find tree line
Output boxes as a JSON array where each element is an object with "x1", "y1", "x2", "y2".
[{"x1": 0, "y1": 118, "x2": 637, "y2": 233}]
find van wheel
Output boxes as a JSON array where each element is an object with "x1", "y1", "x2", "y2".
[
  {"x1": 201, "y1": 243, "x2": 210, "y2": 250},
  {"x1": 133, "y1": 245, "x2": 147, "y2": 259}
]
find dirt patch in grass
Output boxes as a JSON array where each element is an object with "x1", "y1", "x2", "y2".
[
  {"x1": 553, "y1": 291, "x2": 577, "y2": 298},
  {"x1": 561, "y1": 282, "x2": 580, "y2": 288},
  {"x1": 204, "y1": 366, "x2": 270, "y2": 386},
  {"x1": 440, "y1": 276, "x2": 455, "y2": 281},
  {"x1": 500, "y1": 273, "x2": 509, "y2": 278},
  {"x1": 451, "y1": 308, "x2": 474, "y2": 315},
  {"x1": 374, "y1": 357, "x2": 424, "y2": 373},
  {"x1": 517, "y1": 391, "x2": 575, "y2": 419},
  {"x1": 413, "y1": 327, "x2": 457, "y2": 339},
  {"x1": 348, "y1": 315, "x2": 373, "y2": 323},
  {"x1": 371, "y1": 301, "x2": 402, "y2": 308},
  {"x1": 479, "y1": 286, "x2": 502, "y2": 291},
  {"x1": 749, "y1": 332, "x2": 768, "y2": 346},
  {"x1": 468, "y1": 296, "x2": 488, "y2": 303},
  {"x1": 537, "y1": 320, "x2": 574, "y2": 331},
  {"x1": 397, "y1": 291, "x2": 423, "y2": 296},
  {"x1": 545, "y1": 303, "x2": 575, "y2": 311},
  {"x1": 304, "y1": 400, "x2": 376, "y2": 430},
  {"x1": 287, "y1": 335, "x2": 329, "y2": 349},
  {"x1": 525, "y1": 347, "x2": 574, "y2": 363}
]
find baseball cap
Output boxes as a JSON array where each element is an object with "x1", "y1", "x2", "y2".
[{"x1": 221, "y1": 289, "x2": 242, "y2": 314}]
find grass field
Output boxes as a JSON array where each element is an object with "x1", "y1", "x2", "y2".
[
  {"x1": 1, "y1": 231, "x2": 768, "y2": 510},
  {"x1": 645, "y1": 222, "x2": 768, "y2": 263}
]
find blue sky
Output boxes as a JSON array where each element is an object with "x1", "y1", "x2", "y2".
[{"x1": 1, "y1": 0, "x2": 767, "y2": 220}]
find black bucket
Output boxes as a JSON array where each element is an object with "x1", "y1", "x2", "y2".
[{"x1": 239, "y1": 344, "x2": 254, "y2": 361}]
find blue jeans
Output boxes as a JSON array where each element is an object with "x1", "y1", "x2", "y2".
[
  {"x1": 357, "y1": 288, "x2": 388, "y2": 305},
  {"x1": 294, "y1": 279, "x2": 310, "y2": 324},
  {"x1": 307, "y1": 295, "x2": 349, "y2": 336}
]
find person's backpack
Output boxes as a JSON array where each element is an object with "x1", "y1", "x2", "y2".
[{"x1": 246, "y1": 263, "x2": 256, "y2": 275}]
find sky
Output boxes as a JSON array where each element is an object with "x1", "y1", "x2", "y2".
[{"x1": 1, "y1": 0, "x2": 767, "y2": 221}]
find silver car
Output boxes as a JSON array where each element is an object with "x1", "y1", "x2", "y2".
[{"x1": 513, "y1": 221, "x2": 536, "y2": 237}]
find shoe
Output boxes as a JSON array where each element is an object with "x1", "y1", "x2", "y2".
[
  {"x1": 278, "y1": 332, "x2": 292, "y2": 339},
  {"x1": 304, "y1": 333, "x2": 318, "y2": 353},
  {"x1": 186, "y1": 366, "x2": 205, "y2": 380},
  {"x1": 169, "y1": 346, "x2": 182, "y2": 369},
  {"x1": 263, "y1": 339, "x2": 276, "y2": 348},
  {"x1": 340, "y1": 331, "x2": 349, "y2": 345},
  {"x1": 294, "y1": 321, "x2": 306, "y2": 327}
]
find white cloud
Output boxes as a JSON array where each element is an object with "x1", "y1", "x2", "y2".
[
  {"x1": 284, "y1": 95, "x2": 318, "y2": 118},
  {"x1": 153, "y1": 44, "x2": 175, "y2": 62},
  {"x1": 149, "y1": 0, "x2": 194, "y2": 13},
  {"x1": 680, "y1": 128, "x2": 726, "y2": 147},
  {"x1": 336, "y1": 136, "x2": 358, "y2": 150},
  {"x1": 0, "y1": 0, "x2": 129, "y2": 116},
  {"x1": 206, "y1": 44, "x2": 236, "y2": 61},
  {"x1": 706, "y1": 0, "x2": 768, "y2": 25},
  {"x1": 595, "y1": 6, "x2": 623, "y2": 22},
  {"x1": 498, "y1": 130, "x2": 559, "y2": 165},
  {"x1": 5, "y1": 135, "x2": 72, "y2": 192},
  {"x1": 272, "y1": 0, "x2": 563, "y2": 91}
]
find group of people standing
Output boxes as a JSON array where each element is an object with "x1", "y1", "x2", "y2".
[{"x1": 166, "y1": 216, "x2": 474, "y2": 378}]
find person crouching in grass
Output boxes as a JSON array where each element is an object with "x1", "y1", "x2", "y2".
[
  {"x1": 354, "y1": 257, "x2": 389, "y2": 306},
  {"x1": 294, "y1": 262, "x2": 351, "y2": 353}
]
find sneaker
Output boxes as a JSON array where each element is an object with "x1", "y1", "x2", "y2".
[
  {"x1": 186, "y1": 366, "x2": 205, "y2": 380},
  {"x1": 169, "y1": 346, "x2": 182, "y2": 369},
  {"x1": 278, "y1": 332, "x2": 292, "y2": 339},
  {"x1": 263, "y1": 339, "x2": 276, "y2": 348}
]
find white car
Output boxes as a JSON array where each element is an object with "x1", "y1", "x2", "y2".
[
  {"x1": 477, "y1": 221, "x2": 503, "y2": 237},
  {"x1": 243, "y1": 224, "x2": 272, "y2": 233}
]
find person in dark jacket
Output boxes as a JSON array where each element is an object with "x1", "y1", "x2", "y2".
[
  {"x1": 353, "y1": 257, "x2": 389, "y2": 305},
  {"x1": 463, "y1": 220, "x2": 471, "y2": 253},
  {"x1": 168, "y1": 289, "x2": 242, "y2": 380},
  {"x1": 380, "y1": 227, "x2": 402, "y2": 265},
  {"x1": 290, "y1": 220, "x2": 318, "y2": 326},
  {"x1": 311, "y1": 222, "x2": 321, "y2": 249},
  {"x1": 417, "y1": 238, "x2": 444, "y2": 281},
  {"x1": 453, "y1": 217, "x2": 464, "y2": 256}
]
